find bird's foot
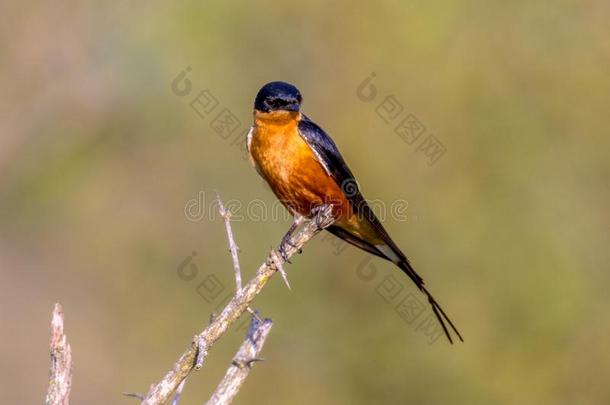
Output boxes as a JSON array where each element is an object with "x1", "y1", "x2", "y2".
[
  {"x1": 277, "y1": 213, "x2": 306, "y2": 263},
  {"x1": 311, "y1": 204, "x2": 334, "y2": 229},
  {"x1": 278, "y1": 236, "x2": 300, "y2": 263},
  {"x1": 281, "y1": 233, "x2": 302, "y2": 253}
]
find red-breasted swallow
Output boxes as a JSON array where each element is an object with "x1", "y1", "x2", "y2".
[{"x1": 247, "y1": 81, "x2": 462, "y2": 343}]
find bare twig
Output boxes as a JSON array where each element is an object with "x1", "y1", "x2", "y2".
[
  {"x1": 195, "y1": 335, "x2": 208, "y2": 369},
  {"x1": 124, "y1": 392, "x2": 145, "y2": 401},
  {"x1": 171, "y1": 379, "x2": 187, "y2": 405},
  {"x1": 139, "y1": 205, "x2": 334, "y2": 405},
  {"x1": 205, "y1": 313, "x2": 273, "y2": 405},
  {"x1": 217, "y1": 193, "x2": 242, "y2": 292},
  {"x1": 45, "y1": 303, "x2": 73, "y2": 405},
  {"x1": 269, "y1": 250, "x2": 291, "y2": 290}
]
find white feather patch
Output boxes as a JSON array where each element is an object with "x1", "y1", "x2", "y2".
[
  {"x1": 246, "y1": 126, "x2": 254, "y2": 153},
  {"x1": 246, "y1": 126, "x2": 261, "y2": 173},
  {"x1": 309, "y1": 146, "x2": 332, "y2": 176}
]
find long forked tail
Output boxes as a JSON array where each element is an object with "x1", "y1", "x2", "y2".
[
  {"x1": 397, "y1": 260, "x2": 463, "y2": 344},
  {"x1": 325, "y1": 225, "x2": 463, "y2": 343}
]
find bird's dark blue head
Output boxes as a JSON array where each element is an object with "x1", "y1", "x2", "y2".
[{"x1": 254, "y1": 81, "x2": 302, "y2": 113}]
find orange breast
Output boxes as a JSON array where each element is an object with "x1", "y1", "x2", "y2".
[{"x1": 249, "y1": 111, "x2": 352, "y2": 221}]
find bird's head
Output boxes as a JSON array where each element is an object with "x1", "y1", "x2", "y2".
[{"x1": 254, "y1": 81, "x2": 302, "y2": 114}]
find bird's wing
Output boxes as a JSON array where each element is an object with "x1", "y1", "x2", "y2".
[
  {"x1": 297, "y1": 114, "x2": 409, "y2": 265},
  {"x1": 296, "y1": 115, "x2": 353, "y2": 180}
]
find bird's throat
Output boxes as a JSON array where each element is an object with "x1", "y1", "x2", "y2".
[{"x1": 254, "y1": 110, "x2": 301, "y2": 127}]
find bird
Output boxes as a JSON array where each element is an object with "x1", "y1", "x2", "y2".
[{"x1": 247, "y1": 81, "x2": 462, "y2": 343}]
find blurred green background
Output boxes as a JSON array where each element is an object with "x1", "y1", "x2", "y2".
[{"x1": 1, "y1": 1, "x2": 609, "y2": 404}]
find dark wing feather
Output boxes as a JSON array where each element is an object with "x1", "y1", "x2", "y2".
[
  {"x1": 297, "y1": 114, "x2": 463, "y2": 343},
  {"x1": 298, "y1": 115, "x2": 409, "y2": 264},
  {"x1": 297, "y1": 115, "x2": 355, "y2": 181}
]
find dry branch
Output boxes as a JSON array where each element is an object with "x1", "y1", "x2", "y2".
[
  {"x1": 139, "y1": 205, "x2": 334, "y2": 405},
  {"x1": 205, "y1": 313, "x2": 273, "y2": 405},
  {"x1": 45, "y1": 303, "x2": 73, "y2": 405},
  {"x1": 217, "y1": 193, "x2": 242, "y2": 292}
]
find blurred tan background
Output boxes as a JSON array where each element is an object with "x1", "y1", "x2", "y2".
[{"x1": 1, "y1": 1, "x2": 609, "y2": 404}]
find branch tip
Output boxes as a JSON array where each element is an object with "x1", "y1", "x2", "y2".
[
  {"x1": 270, "y1": 250, "x2": 291, "y2": 290},
  {"x1": 205, "y1": 314, "x2": 274, "y2": 405},
  {"x1": 217, "y1": 193, "x2": 243, "y2": 292},
  {"x1": 45, "y1": 303, "x2": 72, "y2": 405},
  {"x1": 123, "y1": 392, "x2": 145, "y2": 401},
  {"x1": 195, "y1": 336, "x2": 208, "y2": 370}
]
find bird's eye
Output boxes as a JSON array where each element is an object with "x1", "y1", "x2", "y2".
[{"x1": 267, "y1": 98, "x2": 286, "y2": 108}]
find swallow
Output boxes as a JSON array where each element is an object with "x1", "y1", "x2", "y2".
[{"x1": 247, "y1": 81, "x2": 463, "y2": 343}]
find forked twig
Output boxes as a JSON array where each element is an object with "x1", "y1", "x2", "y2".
[
  {"x1": 205, "y1": 312, "x2": 273, "y2": 405},
  {"x1": 138, "y1": 205, "x2": 334, "y2": 404},
  {"x1": 217, "y1": 193, "x2": 242, "y2": 292}
]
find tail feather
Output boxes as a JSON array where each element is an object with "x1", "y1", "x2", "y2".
[
  {"x1": 397, "y1": 259, "x2": 463, "y2": 344},
  {"x1": 324, "y1": 227, "x2": 463, "y2": 344}
]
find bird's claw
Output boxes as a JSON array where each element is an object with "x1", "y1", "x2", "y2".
[
  {"x1": 278, "y1": 242, "x2": 292, "y2": 264},
  {"x1": 311, "y1": 204, "x2": 333, "y2": 229},
  {"x1": 283, "y1": 235, "x2": 302, "y2": 252},
  {"x1": 279, "y1": 234, "x2": 302, "y2": 263}
]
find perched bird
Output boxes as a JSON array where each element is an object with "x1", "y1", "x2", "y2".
[{"x1": 247, "y1": 81, "x2": 462, "y2": 343}]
